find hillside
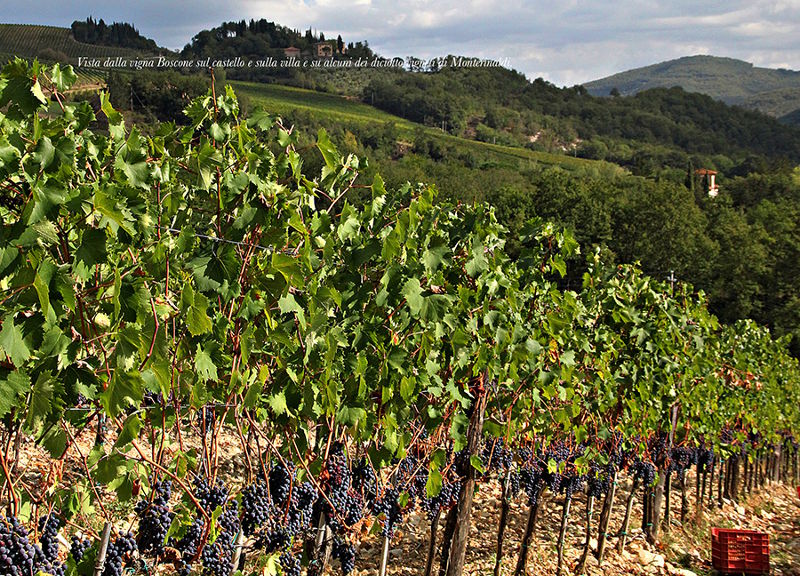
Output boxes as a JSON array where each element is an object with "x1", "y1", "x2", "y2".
[
  {"x1": 584, "y1": 55, "x2": 800, "y2": 122},
  {"x1": 0, "y1": 23, "x2": 166, "y2": 62}
]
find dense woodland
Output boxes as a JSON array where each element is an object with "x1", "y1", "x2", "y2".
[{"x1": 70, "y1": 17, "x2": 159, "y2": 52}]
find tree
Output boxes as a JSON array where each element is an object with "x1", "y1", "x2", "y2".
[{"x1": 337, "y1": 34, "x2": 344, "y2": 54}]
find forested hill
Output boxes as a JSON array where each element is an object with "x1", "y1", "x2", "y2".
[
  {"x1": 180, "y1": 19, "x2": 375, "y2": 60},
  {"x1": 584, "y1": 55, "x2": 800, "y2": 122},
  {"x1": 359, "y1": 64, "x2": 800, "y2": 164}
]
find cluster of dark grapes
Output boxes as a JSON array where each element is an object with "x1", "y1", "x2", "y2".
[
  {"x1": 269, "y1": 461, "x2": 296, "y2": 507},
  {"x1": 542, "y1": 442, "x2": 571, "y2": 492},
  {"x1": 70, "y1": 535, "x2": 91, "y2": 562},
  {"x1": 648, "y1": 433, "x2": 669, "y2": 466},
  {"x1": 202, "y1": 540, "x2": 233, "y2": 576},
  {"x1": 241, "y1": 480, "x2": 274, "y2": 536},
  {"x1": 560, "y1": 472, "x2": 584, "y2": 498},
  {"x1": 247, "y1": 462, "x2": 317, "y2": 558},
  {"x1": 586, "y1": 463, "x2": 612, "y2": 499},
  {"x1": 332, "y1": 537, "x2": 356, "y2": 575},
  {"x1": 352, "y1": 457, "x2": 377, "y2": 506},
  {"x1": 173, "y1": 517, "x2": 204, "y2": 575},
  {"x1": 38, "y1": 512, "x2": 61, "y2": 562},
  {"x1": 372, "y1": 487, "x2": 403, "y2": 538},
  {"x1": 285, "y1": 481, "x2": 318, "y2": 536},
  {"x1": 630, "y1": 459, "x2": 656, "y2": 486},
  {"x1": 195, "y1": 477, "x2": 229, "y2": 512},
  {"x1": 101, "y1": 532, "x2": 137, "y2": 576},
  {"x1": 420, "y1": 477, "x2": 462, "y2": 520},
  {"x1": 198, "y1": 404, "x2": 217, "y2": 434},
  {"x1": 604, "y1": 431, "x2": 625, "y2": 470},
  {"x1": 670, "y1": 446, "x2": 697, "y2": 474},
  {"x1": 280, "y1": 551, "x2": 302, "y2": 576},
  {"x1": 481, "y1": 438, "x2": 513, "y2": 473},
  {"x1": 519, "y1": 465, "x2": 544, "y2": 506},
  {"x1": 321, "y1": 445, "x2": 364, "y2": 533},
  {"x1": 135, "y1": 479, "x2": 174, "y2": 556},
  {"x1": 0, "y1": 515, "x2": 64, "y2": 576},
  {"x1": 197, "y1": 480, "x2": 239, "y2": 576},
  {"x1": 696, "y1": 444, "x2": 715, "y2": 472}
]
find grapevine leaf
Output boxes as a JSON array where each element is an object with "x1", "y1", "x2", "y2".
[
  {"x1": 336, "y1": 405, "x2": 366, "y2": 428},
  {"x1": 183, "y1": 286, "x2": 212, "y2": 336},
  {"x1": 115, "y1": 414, "x2": 142, "y2": 448},
  {"x1": 316, "y1": 128, "x2": 339, "y2": 169},
  {"x1": 425, "y1": 467, "x2": 442, "y2": 498},
  {"x1": 50, "y1": 63, "x2": 78, "y2": 91},
  {"x1": 278, "y1": 293, "x2": 306, "y2": 329},
  {"x1": 102, "y1": 370, "x2": 144, "y2": 417},
  {"x1": 0, "y1": 315, "x2": 30, "y2": 367},
  {"x1": 0, "y1": 371, "x2": 29, "y2": 418},
  {"x1": 195, "y1": 345, "x2": 218, "y2": 383},
  {"x1": 73, "y1": 228, "x2": 107, "y2": 281},
  {"x1": 469, "y1": 455, "x2": 485, "y2": 475},
  {"x1": 26, "y1": 371, "x2": 55, "y2": 429},
  {"x1": 402, "y1": 278, "x2": 424, "y2": 316}
]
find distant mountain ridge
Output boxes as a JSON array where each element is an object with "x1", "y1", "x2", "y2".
[{"x1": 584, "y1": 55, "x2": 800, "y2": 124}]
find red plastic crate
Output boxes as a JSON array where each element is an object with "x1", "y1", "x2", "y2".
[{"x1": 711, "y1": 528, "x2": 770, "y2": 575}]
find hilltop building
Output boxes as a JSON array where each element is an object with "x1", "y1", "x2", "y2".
[{"x1": 314, "y1": 41, "x2": 335, "y2": 57}]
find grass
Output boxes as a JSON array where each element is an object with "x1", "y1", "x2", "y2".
[{"x1": 231, "y1": 80, "x2": 624, "y2": 176}]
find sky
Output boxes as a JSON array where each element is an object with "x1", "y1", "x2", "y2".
[{"x1": 3, "y1": 0, "x2": 800, "y2": 86}]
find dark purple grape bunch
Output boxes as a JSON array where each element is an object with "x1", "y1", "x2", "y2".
[
  {"x1": 586, "y1": 462, "x2": 611, "y2": 499},
  {"x1": 70, "y1": 535, "x2": 91, "y2": 563},
  {"x1": 198, "y1": 404, "x2": 216, "y2": 435},
  {"x1": 241, "y1": 480, "x2": 274, "y2": 537},
  {"x1": 543, "y1": 441, "x2": 571, "y2": 493},
  {"x1": 481, "y1": 437, "x2": 513, "y2": 475},
  {"x1": 322, "y1": 445, "x2": 364, "y2": 533},
  {"x1": 268, "y1": 461, "x2": 296, "y2": 508},
  {"x1": 353, "y1": 457, "x2": 378, "y2": 506},
  {"x1": 420, "y1": 476, "x2": 462, "y2": 520},
  {"x1": 101, "y1": 532, "x2": 137, "y2": 576},
  {"x1": 332, "y1": 536, "x2": 356, "y2": 575},
  {"x1": 372, "y1": 486, "x2": 403, "y2": 539},
  {"x1": 0, "y1": 515, "x2": 64, "y2": 576},
  {"x1": 280, "y1": 551, "x2": 301, "y2": 576},
  {"x1": 696, "y1": 443, "x2": 715, "y2": 472},
  {"x1": 648, "y1": 432, "x2": 670, "y2": 467},
  {"x1": 37, "y1": 512, "x2": 61, "y2": 563},
  {"x1": 669, "y1": 446, "x2": 697, "y2": 474},
  {"x1": 631, "y1": 459, "x2": 656, "y2": 486},
  {"x1": 135, "y1": 479, "x2": 174, "y2": 556}
]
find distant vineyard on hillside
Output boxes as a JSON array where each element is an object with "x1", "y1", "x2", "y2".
[{"x1": 0, "y1": 23, "x2": 162, "y2": 61}]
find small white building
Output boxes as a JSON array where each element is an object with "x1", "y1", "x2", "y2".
[{"x1": 696, "y1": 168, "x2": 719, "y2": 197}]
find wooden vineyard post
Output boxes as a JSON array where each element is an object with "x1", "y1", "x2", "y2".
[
  {"x1": 574, "y1": 493, "x2": 594, "y2": 575},
  {"x1": 93, "y1": 522, "x2": 112, "y2": 576},
  {"x1": 555, "y1": 494, "x2": 573, "y2": 576},
  {"x1": 616, "y1": 477, "x2": 640, "y2": 553},
  {"x1": 493, "y1": 467, "x2": 513, "y2": 576},
  {"x1": 423, "y1": 509, "x2": 442, "y2": 576},
  {"x1": 514, "y1": 486, "x2": 544, "y2": 576},
  {"x1": 595, "y1": 468, "x2": 617, "y2": 563},
  {"x1": 444, "y1": 373, "x2": 488, "y2": 576}
]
